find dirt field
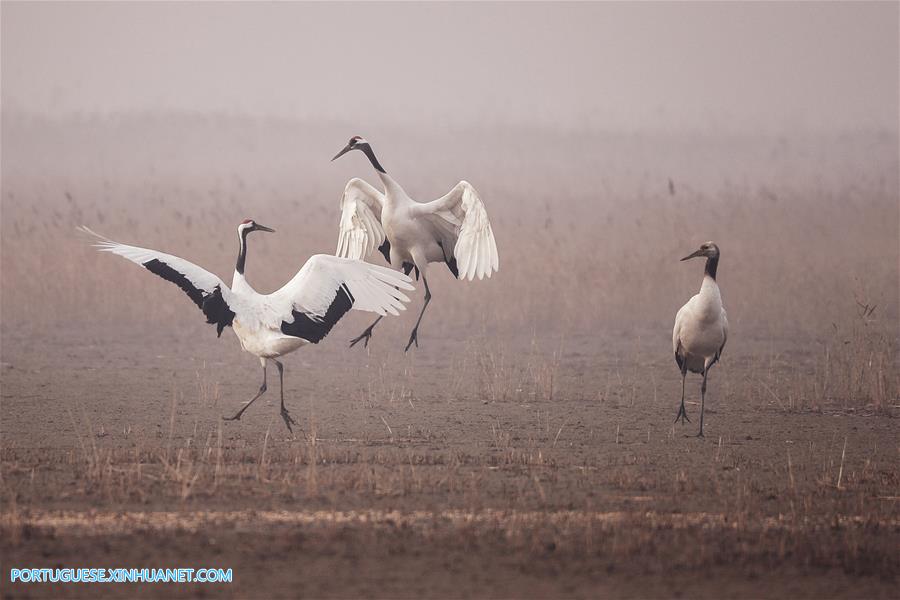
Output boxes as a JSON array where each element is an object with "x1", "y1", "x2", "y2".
[{"x1": 2, "y1": 115, "x2": 898, "y2": 598}]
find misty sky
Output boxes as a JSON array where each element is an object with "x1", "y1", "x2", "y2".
[{"x1": 2, "y1": 2, "x2": 898, "y2": 133}]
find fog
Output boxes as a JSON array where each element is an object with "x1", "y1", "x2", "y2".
[
  {"x1": 2, "y1": 2, "x2": 897, "y2": 339},
  {"x1": 3, "y1": 2, "x2": 898, "y2": 134},
  {"x1": 3, "y1": 6, "x2": 899, "y2": 596}
]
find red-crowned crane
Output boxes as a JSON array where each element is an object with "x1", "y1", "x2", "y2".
[
  {"x1": 80, "y1": 220, "x2": 413, "y2": 432},
  {"x1": 331, "y1": 136, "x2": 498, "y2": 351},
  {"x1": 673, "y1": 242, "x2": 729, "y2": 437}
]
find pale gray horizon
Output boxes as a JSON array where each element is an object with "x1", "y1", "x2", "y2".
[{"x1": 2, "y1": 1, "x2": 898, "y2": 134}]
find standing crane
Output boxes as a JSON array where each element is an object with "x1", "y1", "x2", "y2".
[
  {"x1": 672, "y1": 242, "x2": 729, "y2": 437},
  {"x1": 331, "y1": 136, "x2": 499, "y2": 351},
  {"x1": 80, "y1": 220, "x2": 413, "y2": 432}
]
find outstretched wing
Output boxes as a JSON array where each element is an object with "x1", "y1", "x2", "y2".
[
  {"x1": 413, "y1": 180, "x2": 499, "y2": 281},
  {"x1": 79, "y1": 226, "x2": 236, "y2": 336},
  {"x1": 270, "y1": 255, "x2": 414, "y2": 343},
  {"x1": 335, "y1": 178, "x2": 389, "y2": 262}
]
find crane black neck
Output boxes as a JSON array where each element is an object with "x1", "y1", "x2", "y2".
[
  {"x1": 704, "y1": 254, "x2": 719, "y2": 280},
  {"x1": 359, "y1": 143, "x2": 386, "y2": 174},
  {"x1": 236, "y1": 228, "x2": 251, "y2": 275}
]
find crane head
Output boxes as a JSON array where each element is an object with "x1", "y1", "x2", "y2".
[
  {"x1": 237, "y1": 219, "x2": 275, "y2": 236},
  {"x1": 332, "y1": 136, "x2": 369, "y2": 161},
  {"x1": 681, "y1": 241, "x2": 719, "y2": 261}
]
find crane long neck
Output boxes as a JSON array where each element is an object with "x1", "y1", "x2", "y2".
[
  {"x1": 360, "y1": 144, "x2": 386, "y2": 174},
  {"x1": 236, "y1": 228, "x2": 250, "y2": 275},
  {"x1": 704, "y1": 254, "x2": 719, "y2": 280},
  {"x1": 358, "y1": 143, "x2": 407, "y2": 200}
]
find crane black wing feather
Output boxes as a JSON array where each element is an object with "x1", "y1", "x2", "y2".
[
  {"x1": 271, "y1": 254, "x2": 414, "y2": 343},
  {"x1": 674, "y1": 348, "x2": 685, "y2": 373},
  {"x1": 142, "y1": 258, "x2": 206, "y2": 308},
  {"x1": 81, "y1": 227, "x2": 236, "y2": 337},
  {"x1": 377, "y1": 239, "x2": 392, "y2": 264},
  {"x1": 280, "y1": 284, "x2": 354, "y2": 343},
  {"x1": 201, "y1": 287, "x2": 236, "y2": 337}
]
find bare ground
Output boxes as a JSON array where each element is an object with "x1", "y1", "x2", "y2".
[
  {"x1": 2, "y1": 323, "x2": 898, "y2": 599},
  {"x1": 1, "y1": 117, "x2": 898, "y2": 597}
]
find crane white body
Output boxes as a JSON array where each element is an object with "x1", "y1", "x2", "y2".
[
  {"x1": 673, "y1": 277, "x2": 727, "y2": 374},
  {"x1": 672, "y1": 242, "x2": 728, "y2": 437},
  {"x1": 81, "y1": 222, "x2": 414, "y2": 431},
  {"x1": 332, "y1": 137, "x2": 498, "y2": 350},
  {"x1": 232, "y1": 320, "x2": 305, "y2": 358}
]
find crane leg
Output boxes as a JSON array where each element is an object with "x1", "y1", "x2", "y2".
[
  {"x1": 673, "y1": 367, "x2": 691, "y2": 425},
  {"x1": 697, "y1": 367, "x2": 709, "y2": 438},
  {"x1": 350, "y1": 263, "x2": 415, "y2": 349},
  {"x1": 223, "y1": 360, "x2": 267, "y2": 422},
  {"x1": 405, "y1": 276, "x2": 431, "y2": 352},
  {"x1": 272, "y1": 359, "x2": 297, "y2": 434}
]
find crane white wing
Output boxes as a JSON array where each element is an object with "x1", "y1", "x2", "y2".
[
  {"x1": 672, "y1": 295, "x2": 728, "y2": 372},
  {"x1": 718, "y1": 309, "x2": 729, "y2": 360},
  {"x1": 269, "y1": 255, "x2": 414, "y2": 343},
  {"x1": 79, "y1": 226, "x2": 237, "y2": 336},
  {"x1": 413, "y1": 181, "x2": 499, "y2": 281},
  {"x1": 335, "y1": 178, "x2": 387, "y2": 261},
  {"x1": 672, "y1": 301, "x2": 690, "y2": 370}
]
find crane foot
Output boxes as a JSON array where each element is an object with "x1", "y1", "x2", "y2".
[
  {"x1": 404, "y1": 328, "x2": 420, "y2": 352},
  {"x1": 280, "y1": 406, "x2": 297, "y2": 433},
  {"x1": 673, "y1": 403, "x2": 691, "y2": 425},
  {"x1": 349, "y1": 326, "x2": 375, "y2": 348}
]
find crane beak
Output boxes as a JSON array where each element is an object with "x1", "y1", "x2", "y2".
[
  {"x1": 680, "y1": 249, "x2": 704, "y2": 261},
  {"x1": 332, "y1": 144, "x2": 353, "y2": 161},
  {"x1": 255, "y1": 224, "x2": 275, "y2": 233}
]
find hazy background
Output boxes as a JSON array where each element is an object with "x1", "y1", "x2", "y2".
[
  {"x1": 3, "y1": 6, "x2": 900, "y2": 596},
  {"x1": 1, "y1": 1, "x2": 898, "y2": 346},
  {"x1": 3, "y1": 2, "x2": 898, "y2": 133}
]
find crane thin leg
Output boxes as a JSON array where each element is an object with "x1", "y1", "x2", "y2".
[
  {"x1": 697, "y1": 367, "x2": 708, "y2": 437},
  {"x1": 272, "y1": 359, "x2": 296, "y2": 433},
  {"x1": 223, "y1": 362, "x2": 267, "y2": 422},
  {"x1": 405, "y1": 276, "x2": 431, "y2": 352},
  {"x1": 350, "y1": 264, "x2": 414, "y2": 349},
  {"x1": 673, "y1": 367, "x2": 691, "y2": 425}
]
